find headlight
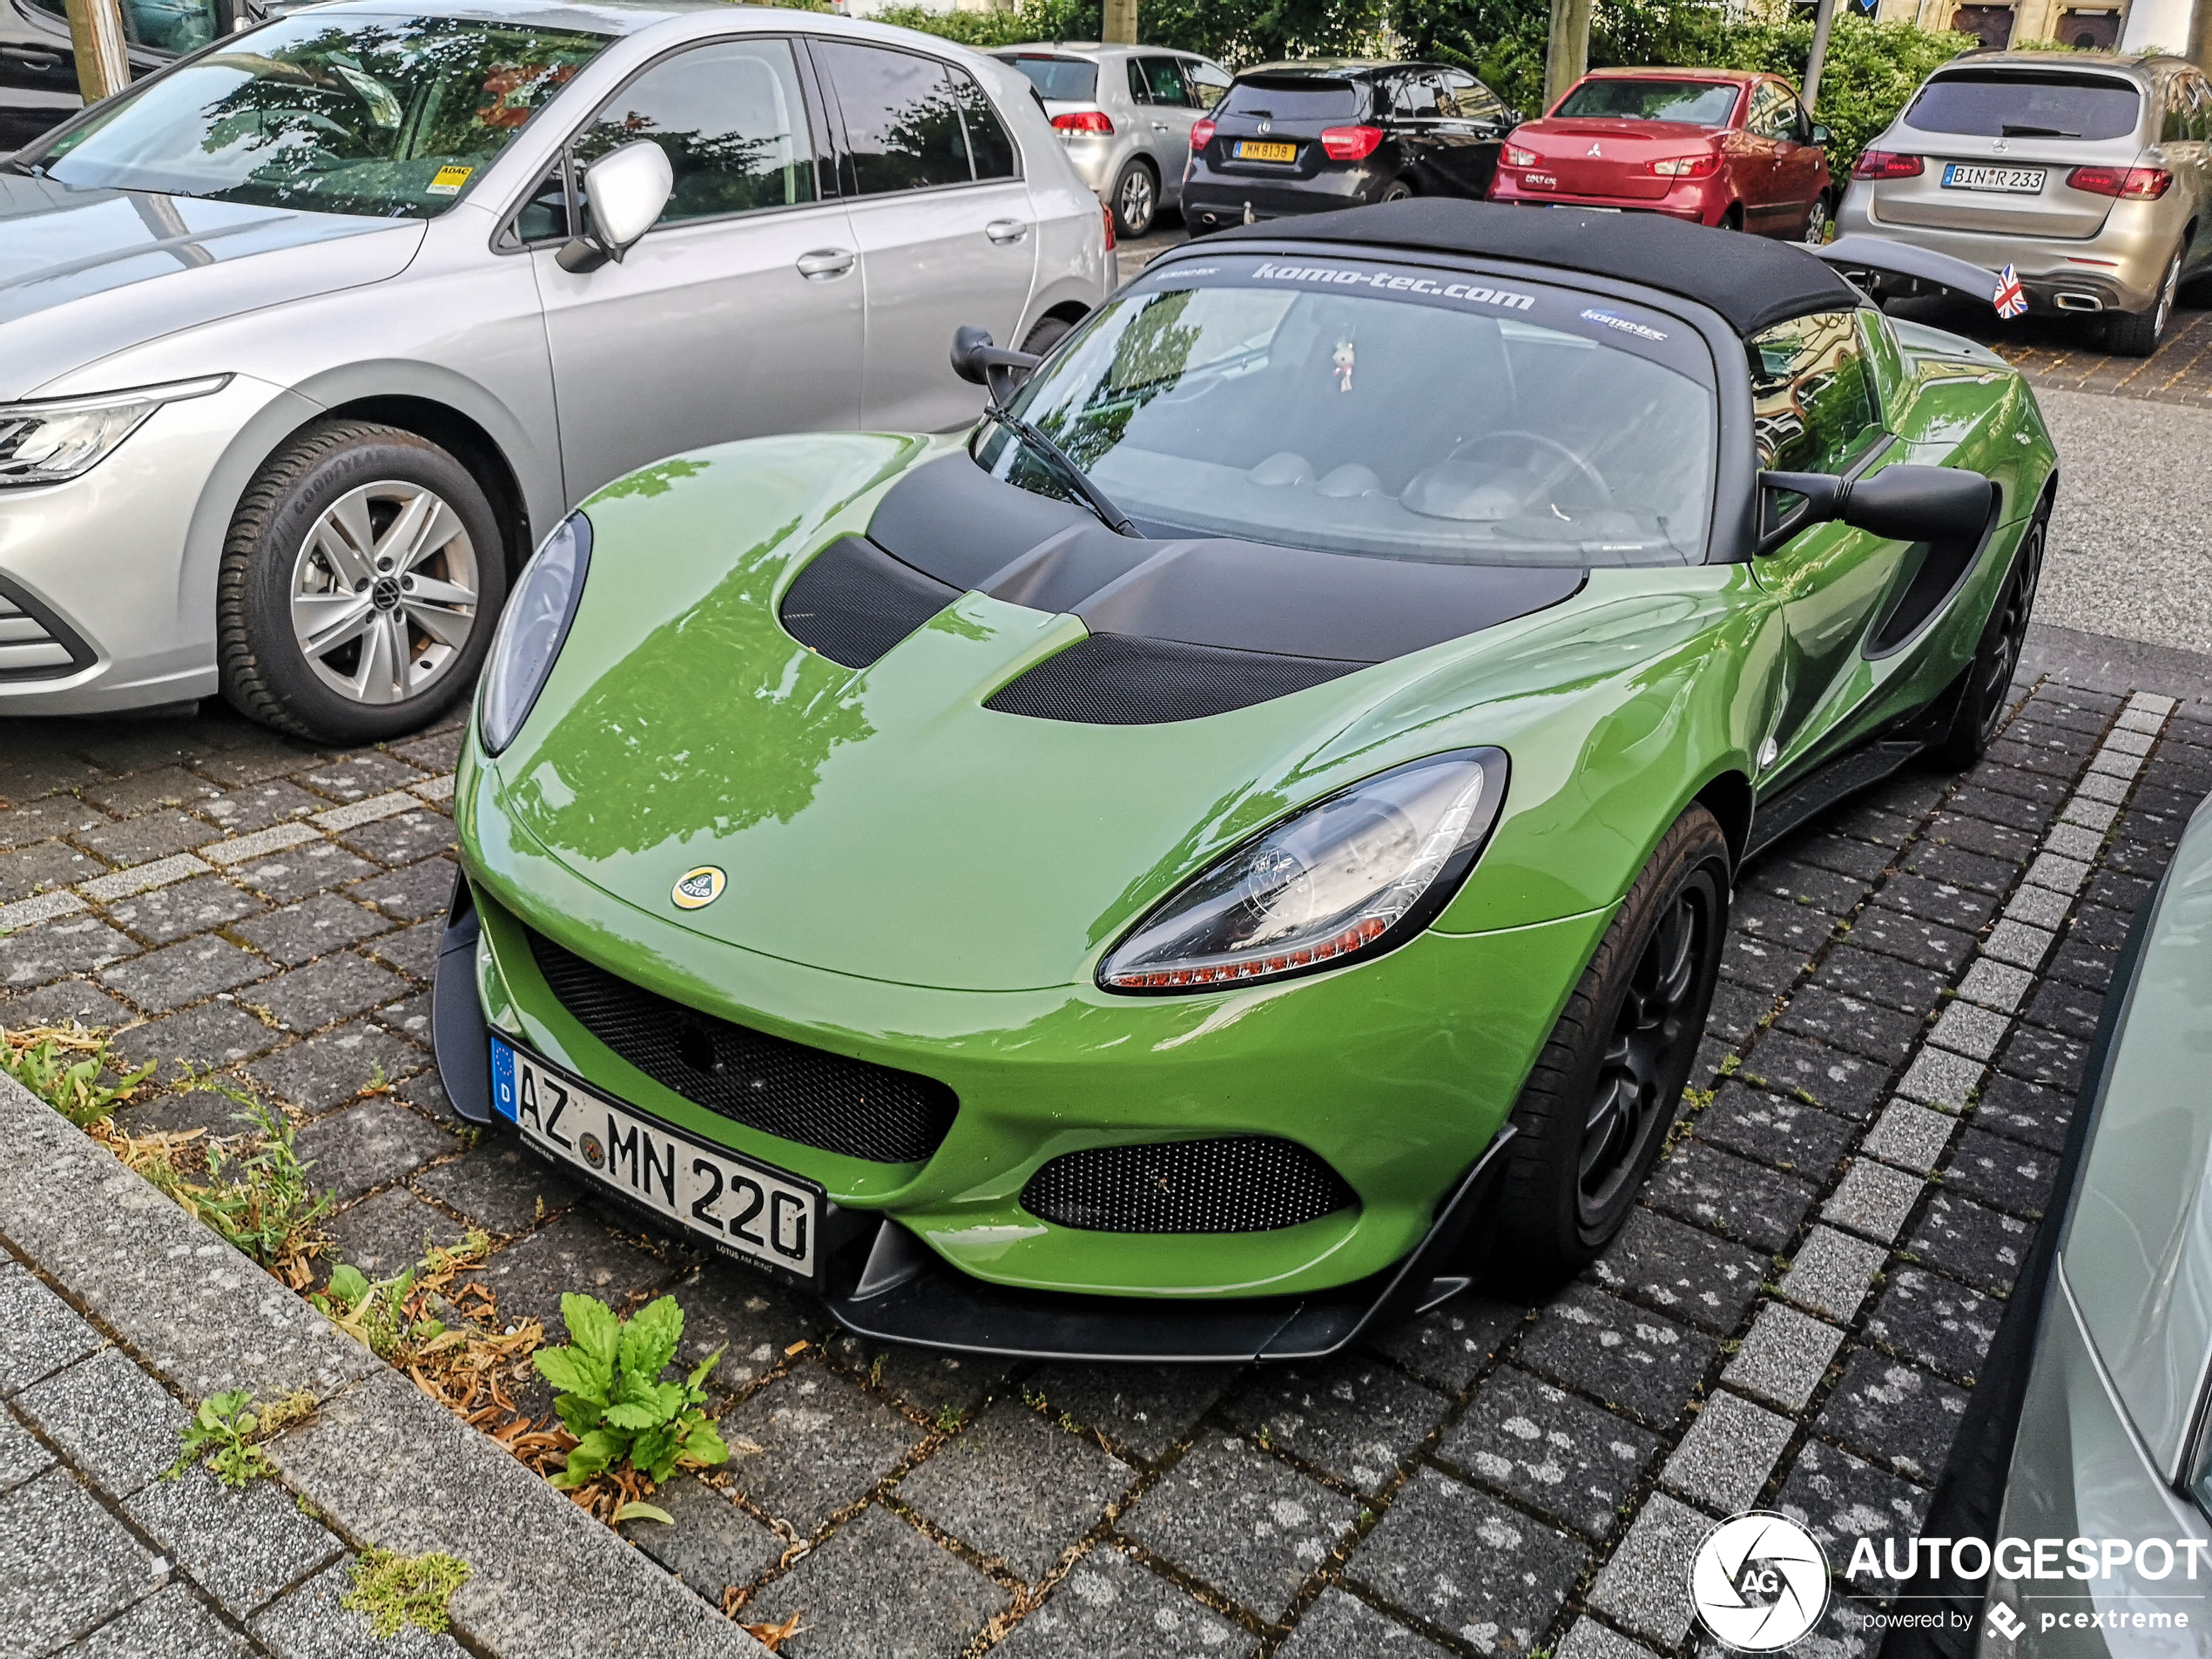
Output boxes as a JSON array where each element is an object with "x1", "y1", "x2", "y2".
[
  {"x1": 1100, "y1": 748, "x2": 1508, "y2": 994},
  {"x1": 0, "y1": 374, "x2": 230, "y2": 486},
  {"x1": 478, "y1": 511, "x2": 591, "y2": 757}
]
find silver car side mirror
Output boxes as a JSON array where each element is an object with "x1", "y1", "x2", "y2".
[{"x1": 556, "y1": 140, "x2": 674, "y2": 274}]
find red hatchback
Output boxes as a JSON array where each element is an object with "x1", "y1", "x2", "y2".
[{"x1": 1488, "y1": 68, "x2": 1834, "y2": 241}]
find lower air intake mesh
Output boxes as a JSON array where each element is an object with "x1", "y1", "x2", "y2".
[
  {"x1": 985, "y1": 634, "x2": 1359, "y2": 724},
  {"x1": 1020, "y1": 1137, "x2": 1356, "y2": 1233},
  {"x1": 524, "y1": 927, "x2": 957, "y2": 1165},
  {"x1": 778, "y1": 536, "x2": 963, "y2": 670}
]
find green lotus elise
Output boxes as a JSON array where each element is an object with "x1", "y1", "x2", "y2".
[{"x1": 435, "y1": 201, "x2": 2055, "y2": 1361}]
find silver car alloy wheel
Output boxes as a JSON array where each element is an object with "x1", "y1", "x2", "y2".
[
  {"x1": 2155, "y1": 248, "x2": 2180, "y2": 339},
  {"x1": 1803, "y1": 195, "x2": 1829, "y2": 246},
  {"x1": 1120, "y1": 165, "x2": 1155, "y2": 232},
  {"x1": 289, "y1": 480, "x2": 481, "y2": 706}
]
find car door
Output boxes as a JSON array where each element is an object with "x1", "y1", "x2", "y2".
[
  {"x1": 1748, "y1": 309, "x2": 1908, "y2": 771},
  {"x1": 1770, "y1": 85, "x2": 1825, "y2": 233},
  {"x1": 1133, "y1": 54, "x2": 1201, "y2": 200},
  {"x1": 809, "y1": 38, "x2": 1038, "y2": 434},
  {"x1": 1738, "y1": 81, "x2": 1791, "y2": 230},
  {"x1": 531, "y1": 35, "x2": 864, "y2": 501},
  {"x1": 1433, "y1": 68, "x2": 1510, "y2": 196}
]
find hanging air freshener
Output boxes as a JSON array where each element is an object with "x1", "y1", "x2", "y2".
[{"x1": 1332, "y1": 338, "x2": 1355, "y2": 394}]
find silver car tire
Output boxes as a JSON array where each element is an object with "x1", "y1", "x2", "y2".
[
  {"x1": 2106, "y1": 246, "x2": 2182, "y2": 357},
  {"x1": 219, "y1": 421, "x2": 510, "y2": 743},
  {"x1": 1111, "y1": 158, "x2": 1157, "y2": 240}
]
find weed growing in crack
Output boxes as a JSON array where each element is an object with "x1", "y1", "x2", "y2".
[
  {"x1": 143, "y1": 1074, "x2": 333, "y2": 1287},
  {"x1": 310, "y1": 1230, "x2": 492, "y2": 1367},
  {"x1": 341, "y1": 1548, "x2": 472, "y2": 1637},
  {"x1": 2, "y1": 1024, "x2": 152, "y2": 1127},
  {"x1": 165, "y1": 1388, "x2": 314, "y2": 1487},
  {"x1": 533, "y1": 1292, "x2": 729, "y2": 1518}
]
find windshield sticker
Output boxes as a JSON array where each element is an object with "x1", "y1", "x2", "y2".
[
  {"x1": 1251, "y1": 261, "x2": 1536, "y2": 312},
  {"x1": 427, "y1": 165, "x2": 474, "y2": 195},
  {"x1": 1580, "y1": 307, "x2": 1669, "y2": 341}
]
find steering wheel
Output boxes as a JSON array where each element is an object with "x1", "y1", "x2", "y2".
[{"x1": 1449, "y1": 428, "x2": 1614, "y2": 509}]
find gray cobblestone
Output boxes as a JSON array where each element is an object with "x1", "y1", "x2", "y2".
[
  {"x1": 1927, "y1": 1001, "x2": 2008, "y2": 1061},
  {"x1": 66, "y1": 1581, "x2": 256, "y2": 1659},
  {"x1": 16, "y1": 1346, "x2": 189, "y2": 1496},
  {"x1": 78, "y1": 853, "x2": 212, "y2": 902},
  {"x1": 5, "y1": 915, "x2": 139, "y2": 987},
  {"x1": 1817, "y1": 1350, "x2": 1969, "y2": 1482},
  {"x1": 1517, "y1": 1286, "x2": 1716, "y2": 1430},
  {"x1": 0, "y1": 1262, "x2": 101, "y2": 1396},
  {"x1": 233, "y1": 845, "x2": 379, "y2": 904},
  {"x1": 2002, "y1": 881, "x2": 2072, "y2": 928},
  {"x1": 1590, "y1": 1208, "x2": 1765, "y2": 1334},
  {"x1": 996, "y1": 1546, "x2": 1255, "y2": 1658},
  {"x1": 1906, "y1": 1193, "x2": 2035, "y2": 1293},
  {"x1": 1558, "y1": 1617, "x2": 1662, "y2": 1659},
  {"x1": 2059, "y1": 796, "x2": 2118, "y2": 832},
  {"x1": 1346, "y1": 1466, "x2": 1583, "y2": 1654},
  {"x1": 99, "y1": 937, "x2": 266, "y2": 1012},
  {"x1": 1649, "y1": 1140, "x2": 1817, "y2": 1252},
  {"x1": 1772, "y1": 1440, "x2": 1929, "y2": 1598},
  {"x1": 2044, "y1": 821, "x2": 2104, "y2": 860},
  {"x1": 125, "y1": 1466, "x2": 342, "y2": 1618},
  {"x1": 251, "y1": 1558, "x2": 472, "y2": 1659},
  {"x1": 900, "y1": 1400, "x2": 1131, "y2": 1581},
  {"x1": 0, "y1": 1467, "x2": 165, "y2": 1656},
  {"x1": 717, "y1": 1366, "x2": 921, "y2": 1534},
  {"x1": 1662, "y1": 1390, "x2": 1795, "y2": 1514},
  {"x1": 1366, "y1": 1295, "x2": 1525, "y2": 1393},
  {"x1": 1219, "y1": 1355, "x2": 1448, "y2": 1494},
  {"x1": 1438, "y1": 1366, "x2": 1658, "y2": 1538},
  {"x1": 743, "y1": 1504, "x2": 1006, "y2": 1658},
  {"x1": 2075, "y1": 769, "x2": 2130, "y2": 804},
  {"x1": 1957, "y1": 957, "x2": 2033, "y2": 1011},
  {"x1": 1982, "y1": 919, "x2": 2057, "y2": 970},
  {"x1": 1897, "y1": 1045, "x2": 1983, "y2": 1110},
  {"x1": 290, "y1": 1096, "x2": 456, "y2": 1204},
  {"x1": 1126, "y1": 1433, "x2": 1360, "y2": 1622},
  {"x1": 1821, "y1": 1160, "x2": 1925, "y2": 1244},
  {"x1": 1273, "y1": 1587, "x2": 1444, "y2": 1658},
  {"x1": 1584, "y1": 1492, "x2": 1707, "y2": 1647},
  {"x1": 1029, "y1": 1363, "x2": 1238, "y2": 1465},
  {"x1": 1721, "y1": 1301, "x2": 1845, "y2": 1413},
  {"x1": 1861, "y1": 1100, "x2": 1955, "y2": 1173},
  {"x1": 617, "y1": 1475, "x2": 784, "y2": 1603},
  {"x1": 247, "y1": 1021, "x2": 424, "y2": 1112},
  {"x1": 0, "y1": 1404, "x2": 54, "y2": 1494},
  {"x1": 233, "y1": 894, "x2": 390, "y2": 968},
  {"x1": 1780, "y1": 1227, "x2": 1888, "y2": 1323}
]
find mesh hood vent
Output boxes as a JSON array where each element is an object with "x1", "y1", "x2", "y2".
[
  {"x1": 524, "y1": 926, "x2": 958, "y2": 1165},
  {"x1": 1020, "y1": 1137, "x2": 1357, "y2": 1233},
  {"x1": 985, "y1": 634, "x2": 1359, "y2": 724},
  {"x1": 779, "y1": 536, "x2": 963, "y2": 670}
]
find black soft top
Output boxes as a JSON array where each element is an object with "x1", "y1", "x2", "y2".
[{"x1": 1207, "y1": 199, "x2": 1865, "y2": 337}]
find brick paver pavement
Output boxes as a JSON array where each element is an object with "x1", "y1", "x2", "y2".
[{"x1": 2, "y1": 666, "x2": 2205, "y2": 1656}]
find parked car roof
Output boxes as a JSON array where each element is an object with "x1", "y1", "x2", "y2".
[
  {"x1": 1207, "y1": 197, "x2": 1863, "y2": 335},
  {"x1": 1942, "y1": 48, "x2": 2179, "y2": 73},
  {"x1": 1574, "y1": 66, "x2": 1768, "y2": 84},
  {"x1": 1236, "y1": 58, "x2": 1420, "y2": 78}
]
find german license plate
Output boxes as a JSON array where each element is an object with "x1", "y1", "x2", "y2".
[
  {"x1": 1235, "y1": 139, "x2": 1297, "y2": 162},
  {"x1": 1942, "y1": 163, "x2": 2046, "y2": 193},
  {"x1": 491, "y1": 1036, "x2": 819, "y2": 1278}
]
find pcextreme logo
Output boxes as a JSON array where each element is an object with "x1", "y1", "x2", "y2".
[{"x1": 1690, "y1": 1512, "x2": 1830, "y2": 1650}]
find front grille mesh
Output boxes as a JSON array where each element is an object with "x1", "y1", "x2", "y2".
[
  {"x1": 986, "y1": 634, "x2": 1359, "y2": 724},
  {"x1": 1020, "y1": 1137, "x2": 1356, "y2": 1233},
  {"x1": 524, "y1": 927, "x2": 957, "y2": 1165}
]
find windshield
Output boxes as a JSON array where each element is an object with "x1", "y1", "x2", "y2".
[
  {"x1": 1222, "y1": 77, "x2": 1361, "y2": 121},
  {"x1": 1554, "y1": 78, "x2": 1742, "y2": 125},
  {"x1": 1905, "y1": 71, "x2": 2141, "y2": 139},
  {"x1": 997, "y1": 54, "x2": 1098, "y2": 102},
  {"x1": 18, "y1": 11, "x2": 609, "y2": 218},
  {"x1": 978, "y1": 255, "x2": 1716, "y2": 567}
]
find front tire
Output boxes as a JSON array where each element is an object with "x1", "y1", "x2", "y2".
[
  {"x1": 1492, "y1": 805, "x2": 1730, "y2": 1286},
  {"x1": 2105, "y1": 246, "x2": 2182, "y2": 356},
  {"x1": 1928, "y1": 509, "x2": 2045, "y2": 771},
  {"x1": 1110, "y1": 158, "x2": 1158, "y2": 239},
  {"x1": 218, "y1": 420, "x2": 509, "y2": 744},
  {"x1": 1379, "y1": 179, "x2": 1414, "y2": 203}
]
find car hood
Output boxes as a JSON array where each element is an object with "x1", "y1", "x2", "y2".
[
  {"x1": 0, "y1": 174, "x2": 424, "y2": 399},
  {"x1": 476, "y1": 435, "x2": 1733, "y2": 994}
]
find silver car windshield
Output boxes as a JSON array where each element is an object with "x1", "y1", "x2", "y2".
[
  {"x1": 18, "y1": 11, "x2": 610, "y2": 218},
  {"x1": 977, "y1": 257, "x2": 1717, "y2": 567}
]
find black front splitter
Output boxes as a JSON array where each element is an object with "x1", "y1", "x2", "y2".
[{"x1": 819, "y1": 1127, "x2": 1516, "y2": 1364}]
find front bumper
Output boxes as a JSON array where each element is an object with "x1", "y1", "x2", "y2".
[
  {"x1": 1835, "y1": 188, "x2": 2177, "y2": 314},
  {"x1": 0, "y1": 373, "x2": 314, "y2": 713},
  {"x1": 447, "y1": 752, "x2": 1612, "y2": 1312}
]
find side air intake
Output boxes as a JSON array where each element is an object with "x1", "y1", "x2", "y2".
[
  {"x1": 779, "y1": 536, "x2": 964, "y2": 670},
  {"x1": 984, "y1": 634, "x2": 1359, "y2": 724},
  {"x1": 1020, "y1": 1137, "x2": 1357, "y2": 1233}
]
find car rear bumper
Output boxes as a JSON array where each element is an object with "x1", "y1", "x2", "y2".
[
  {"x1": 1487, "y1": 176, "x2": 1716, "y2": 222},
  {"x1": 1182, "y1": 165, "x2": 1385, "y2": 231},
  {"x1": 0, "y1": 374, "x2": 308, "y2": 713},
  {"x1": 1836, "y1": 187, "x2": 2179, "y2": 313}
]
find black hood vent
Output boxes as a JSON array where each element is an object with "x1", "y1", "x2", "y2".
[
  {"x1": 986, "y1": 634, "x2": 1359, "y2": 724},
  {"x1": 779, "y1": 536, "x2": 963, "y2": 670}
]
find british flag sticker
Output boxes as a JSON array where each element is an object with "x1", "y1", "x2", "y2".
[{"x1": 1994, "y1": 264, "x2": 2028, "y2": 319}]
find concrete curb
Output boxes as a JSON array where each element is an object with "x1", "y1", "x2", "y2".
[{"x1": 0, "y1": 1073, "x2": 767, "y2": 1659}]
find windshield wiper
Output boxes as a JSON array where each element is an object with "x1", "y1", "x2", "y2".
[
  {"x1": 3, "y1": 158, "x2": 44, "y2": 178},
  {"x1": 2000, "y1": 123, "x2": 2077, "y2": 137},
  {"x1": 985, "y1": 407, "x2": 1136, "y2": 536}
]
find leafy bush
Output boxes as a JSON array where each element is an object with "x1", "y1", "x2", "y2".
[{"x1": 533, "y1": 1292, "x2": 728, "y2": 1501}]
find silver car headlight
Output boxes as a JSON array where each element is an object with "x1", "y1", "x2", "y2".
[
  {"x1": 478, "y1": 511, "x2": 591, "y2": 757},
  {"x1": 0, "y1": 374, "x2": 231, "y2": 486},
  {"x1": 1099, "y1": 748, "x2": 1510, "y2": 994}
]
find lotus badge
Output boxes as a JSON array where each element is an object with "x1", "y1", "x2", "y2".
[{"x1": 673, "y1": 866, "x2": 726, "y2": 909}]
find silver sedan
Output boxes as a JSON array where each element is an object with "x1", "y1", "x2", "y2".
[{"x1": 0, "y1": 0, "x2": 1109, "y2": 740}]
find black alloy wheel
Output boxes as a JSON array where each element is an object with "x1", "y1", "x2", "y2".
[
  {"x1": 1491, "y1": 804, "x2": 1730, "y2": 1285},
  {"x1": 1577, "y1": 880, "x2": 1709, "y2": 1225},
  {"x1": 1930, "y1": 511, "x2": 2044, "y2": 770}
]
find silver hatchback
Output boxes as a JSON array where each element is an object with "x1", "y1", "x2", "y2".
[
  {"x1": 1838, "y1": 51, "x2": 2212, "y2": 354},
  {"x1": 0, "y1": 0, "x2": 1108, "y2": 740},
  {"x1": 993, "y1": 43, "x2": 1231, "y2": 238}
]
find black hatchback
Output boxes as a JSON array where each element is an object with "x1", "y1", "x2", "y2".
[{"x1": 1182, "y1": 59, "x2": 1519, "y2": 232}]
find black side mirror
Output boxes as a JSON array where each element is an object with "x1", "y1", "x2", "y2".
[
  {"x1": 1758, "y1": 464, "x2": 1993, "y2": 556},
  {"x1": 1811, "y1": 123, "x2": 1832, "y2": 145},
  {"x1": 951, "y1": 325, "x2": 1042, "y2": 408}
]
